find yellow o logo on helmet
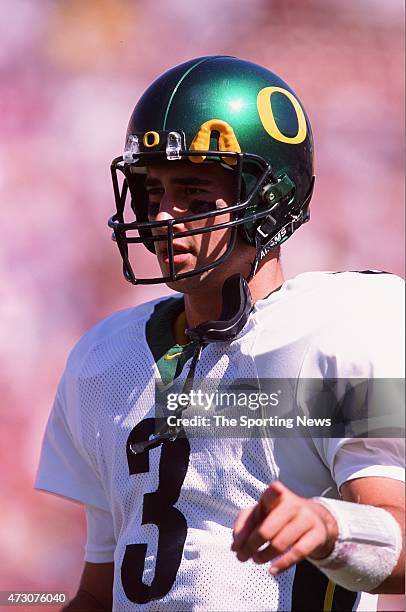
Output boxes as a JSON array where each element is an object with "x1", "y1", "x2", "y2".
[
  {"x1": 257, "y1": 87, "x2": 307, "y2": 145},
  {"x1": 189, "y1": 119, "x2": 241, "y2": 165}
]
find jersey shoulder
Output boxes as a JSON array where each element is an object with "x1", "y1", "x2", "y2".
[
  {"x1": 253, "y1": 271, "x2": 404, "y2": 377},
  {"x1": 292, "y1": 269, "x2": 403, "y2": 294},
  {"x1": 256, "y1": 270, "x2": 404, "y2": 327},
  {"x1": 296, "y1": 271, "x2": 404, "y2": 377},
  {"x1": 65, "y1": 295, "x2": 175, "y2": 377},
  {"x1": 326, "y1": 269, "x2": 403, "y2": 294},
  {"x1": 286, "y1": 270, "x2": 404, "y2": 317},
  {"x1": 327, "y1": 271, "x2": 403, "y2": 325}
]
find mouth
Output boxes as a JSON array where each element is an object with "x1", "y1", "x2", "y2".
[{"x1": 159, "y1": 242, "x2": 192, "y2": 265}]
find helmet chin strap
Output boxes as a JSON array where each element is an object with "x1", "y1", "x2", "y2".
[
  {"x1": 185, "y1": 273, "x2": 252, "y2": 343},
  {"x1": 130, "y1": 274, "x2": 252, "y2": 454}
]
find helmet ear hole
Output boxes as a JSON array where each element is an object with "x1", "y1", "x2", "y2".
[{"x1": 237, "y1": 160, "x2": 269, "y2": 246}]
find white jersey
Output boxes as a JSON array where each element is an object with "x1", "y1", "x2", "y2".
[{"x1": 36, "y1": 272, "x2": 404, "y2": 611}]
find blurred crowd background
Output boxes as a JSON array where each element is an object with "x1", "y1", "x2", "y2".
[{"x1": 0, "y1": 0, "x2": 404, "y2": 609}]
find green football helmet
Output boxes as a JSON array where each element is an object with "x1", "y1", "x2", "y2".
[{"x1": 109, "y1": 55, "x2": 315, "y2": 284}]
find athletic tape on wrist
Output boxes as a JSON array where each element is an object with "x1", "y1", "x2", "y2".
[{"x1": 308, "y1": 497, "x2": 402, "y2": 592}]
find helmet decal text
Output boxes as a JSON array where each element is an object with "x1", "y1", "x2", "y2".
[
  {"x1": 257, "y1": 87, "x2": 307, "y2": 145},
  {"x1": 143, "y1": 131, "x2": 160, "y2": 148},
  {"x1": 189, "y1": 119, "x2": 241, "y2": 165}
]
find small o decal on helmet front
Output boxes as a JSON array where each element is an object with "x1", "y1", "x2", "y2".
[
  {"x1": 143, "y1": 131, "x2": 160, "y2": 148},
  {"x1": 257, "y1": 87, "x2": 307, "y2": 145}
]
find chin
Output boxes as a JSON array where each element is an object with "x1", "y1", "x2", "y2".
[
  {"x1": 164, "y1": 274, "x2": 205, "y2": 294},
  {"x1": 166, "y1": 266, "x2": 228, "y2": 295}
]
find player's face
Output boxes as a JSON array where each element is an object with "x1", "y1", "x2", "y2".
[{"x1": 145, "y1": 162, "x2": 238, "y2": 290}]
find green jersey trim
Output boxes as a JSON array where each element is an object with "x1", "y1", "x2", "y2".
[{"x1": 146, "y1": 297, "x2": 197, "y2": 385}]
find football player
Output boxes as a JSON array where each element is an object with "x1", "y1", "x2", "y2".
[{"x1": 36, "y1": 56, "x2": 404, "y2": 611}]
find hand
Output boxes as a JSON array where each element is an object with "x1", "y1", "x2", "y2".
[{"x1": 231, "y1": 481, "x2": 338, "y2": 576}]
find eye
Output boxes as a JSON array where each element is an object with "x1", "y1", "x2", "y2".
[
  {"x1": 189, "y1": 199, "x2": 217, "y2": 214},
  {"x1": 184, "y1": 187, "x2": 206, "y2": 196},
  {"x1": 146, "y1": 187, "x2": 164, "y2": 199}
]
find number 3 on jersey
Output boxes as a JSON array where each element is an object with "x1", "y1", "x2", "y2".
[{"x1": 121, "y1": 418, "x2": 191, "y2": 604}]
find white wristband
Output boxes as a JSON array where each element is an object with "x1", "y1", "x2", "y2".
[{"x1": 308, "y1": 497, "x2": 402, "y2": 592}]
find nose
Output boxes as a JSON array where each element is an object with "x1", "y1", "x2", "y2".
[
  {"x1": 154, "y1": 193, "x2": 186, "y2": 223},
  {"x1": 155, "y1": 209, "x2": 173, "y2": 222}
]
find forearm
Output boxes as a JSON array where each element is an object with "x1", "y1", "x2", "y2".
[
  {"x1": 63, "y1": 589, "x2": 111, "y2": 612},
  {"x1": 63, "y1": 561, "x2": 114, "y2": 612},
  {"x1": 232, "y1": 477, "x2": 404, "y2": 595},
  {"x1": 310, "y1": 497, "x2": 404, "y2": 594},
  {"x1": 370, "y1": 505, "x2": 405, "y2": 594}
]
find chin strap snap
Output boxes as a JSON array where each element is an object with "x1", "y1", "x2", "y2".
[{"x1": 247, "y1": 175, "x2": 315, "y2": 281}]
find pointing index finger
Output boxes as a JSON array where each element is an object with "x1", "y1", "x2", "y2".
[
  {"x1": 258, "y1": 480, "x2": 286, "y2": 515},
  {"x1": 232, "y1": 481, "x2": 286, "y2": 551}
]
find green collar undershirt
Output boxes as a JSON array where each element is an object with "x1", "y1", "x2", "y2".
[{"x1": 146, "y1": 297, "x2": 197, "y2": 385}]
